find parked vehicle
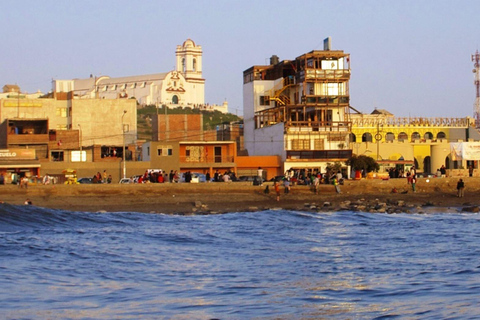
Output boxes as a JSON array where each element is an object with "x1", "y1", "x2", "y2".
[
  {"x1": 180, "y1": 172, "x2": 207, "y2": 183},
  {"x1": 77, "y1": 177, "x2": 94, "y2": 184},
  {"x1": 119, "y1": 178, "x2": 133, "y2": 184},
  {"x1": 235, "y1": 176, "x2": 261, "y2": 184}
]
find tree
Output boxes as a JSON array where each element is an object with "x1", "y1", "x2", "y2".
[{"x1": 346, "y1": 155, "x2": 379, "y2": 173}]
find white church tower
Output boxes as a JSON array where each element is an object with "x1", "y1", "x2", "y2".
[
  {"x1": 176, "y1": 39, "x2": 203, "y2": 80},
  {"x1": 174, "y1": 39, "x2": 205, "y2": 105}
]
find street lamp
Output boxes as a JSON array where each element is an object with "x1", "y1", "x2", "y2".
[
  {"x1": 77, "y1": 124, "x2": 82, "y2": 152},
  {"x1": 122, "y1": 110, "x2": 127, "y2": 179}
]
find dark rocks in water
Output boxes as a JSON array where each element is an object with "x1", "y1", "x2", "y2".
[{"x1": 461, "y1": 206, "x2": 480, "y2": 213}]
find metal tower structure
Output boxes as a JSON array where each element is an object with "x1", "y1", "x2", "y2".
[{"x1": 472, "y1": 50, "x2": 480, "y2": 128}]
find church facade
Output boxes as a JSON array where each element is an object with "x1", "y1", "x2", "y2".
[{"x1": 53, "y1": 39, "x2": 209, "y2": 108}]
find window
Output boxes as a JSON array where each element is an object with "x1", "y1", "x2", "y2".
[
  {"x1": 314, "y1": 139, "x2": 324, "y2": 150},
  {"x1": 362, "y1": 133, "x2": 372, "y2": 142},
  {"x1": 411, "y1": 132, "x2": 421, "y2": 141},
  {"x1": 349, "y1": 133, "x2": 357, "y2": 143},
  {"x1": 386, "y1": 132, "x2": 395, "y2": 141},
  {"x1": 51, "y1": 151, "x2": 64, "y2": 162},
  {"x1": 424, "y1": 132, "x2": 433, "y2": 140},
  {"x1": 260, "y1": 96, "x2": 270, "y2": 106},
  {"x1": 158, "y1": 146, "x2": 173, "y2": 156},
  {"x1": 56, "y1": 108, "x2": 68, "y2": 117},
  {"x1": 292, "y1": 139, "x2": 310, "y2": 150},
  {"x1": 437, "y1": 132, "x2": 446, "y2": 139},
  {"x1": 398, "y1": 132, "x2": 408, "y2": 141},
  {"x1": 193, "y1": 58, "x2": 196, "y2": 71}
]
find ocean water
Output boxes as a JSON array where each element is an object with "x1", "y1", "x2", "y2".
[{"x1": 1, "y1": 204, "x2": 480, "y2": 319}]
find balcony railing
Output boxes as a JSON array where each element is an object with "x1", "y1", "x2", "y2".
[
  {"x1": 299, "y1": 69, "x2": 351, "y2": 81},
  {"x1": 286, "y1": 121, "x2": 351, "y2": 131},
  {"x1": 302, "y1": 95, "x2": 349, "y2": 105},
  {"x1": 352, "y1": 117, "x2": 472, "y2": 128},
  {"x1": 8, "y1": 133, "x2": 49, "y2": 144},
  {"x1": 287, "y1": 149, "x2": 352, "y2": 160}
]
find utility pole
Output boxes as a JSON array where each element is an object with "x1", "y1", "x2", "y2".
[
  {"x1": 122, "y1": 110, "x2": 127, "y2": 179},
  {"x1": 472, "y1": 50, "x2": 480, "y2": 128}
]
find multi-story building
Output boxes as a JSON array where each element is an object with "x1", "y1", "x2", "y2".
[
  {"x1": 243, "y1": 39, "x2": 352, "y2": 173},
  {"x1": 0, "y1": 93, "x2": 137, "y2": 183}
]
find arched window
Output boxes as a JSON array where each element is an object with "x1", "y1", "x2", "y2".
[
  {"x1": 412, "y1": 132, "x2": 421, "y2": 141},
  {"x1": 349, "y1": 133, "x2": 356, "y2": 143},
  {"x1": 386, "y1": 132, "x2": 395, "y2": 141},
  {"x1": 172, "y1": 95, "x2": 179, "y2": 104},
  {"x1": 362, "y1": 132, "x2": 372, "y2": 142},
  {"x1": 182, "y1": 58, "x2": 186, "y2": 73},
  {"x1": 437, "y1": 132, "x2": 446, "y2": 140},
  {"x1": 193, "y1": 58, "x2": 196, "y2": 72},
  {"x1": 424, "y1": 132, "x2": 433, "y2": 139},
  {"x1": 398, "y1": 132, "x2": 408, "y2": 141}
]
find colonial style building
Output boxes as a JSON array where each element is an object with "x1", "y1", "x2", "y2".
[
  {"x1": 350, "y1": 110, "x2": 480, "y2": 176},
  {"x1": 243, "y1": 39, "x2": 352, "y2": 173},
  {"x1": 52, "y1": 39, "x2": 227, "y2": 113}
]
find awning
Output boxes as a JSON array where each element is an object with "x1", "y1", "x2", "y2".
[{"x1": 0, "y1": 161, "x2": 41, "y2": 169}]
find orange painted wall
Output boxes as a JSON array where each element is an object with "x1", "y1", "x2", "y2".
[{"x1": 236, "y1": 155, "x2": 282, "y2": 180}]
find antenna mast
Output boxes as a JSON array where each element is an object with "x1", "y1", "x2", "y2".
[{"x1": 472, "y1": 50, "x2": 480, "y2": 128}]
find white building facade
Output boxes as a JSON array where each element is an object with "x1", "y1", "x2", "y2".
[{"x1": 52, "y1": 39, "x2": 229, "y2": 112}]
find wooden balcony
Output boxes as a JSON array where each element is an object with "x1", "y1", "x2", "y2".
[{"x1": 8, "y1": 133, "x2": 49, "y2": 145}]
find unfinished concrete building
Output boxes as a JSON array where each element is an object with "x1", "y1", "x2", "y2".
[{"x1": 243, "y1": 39, "x2": 352, "y2": 173}]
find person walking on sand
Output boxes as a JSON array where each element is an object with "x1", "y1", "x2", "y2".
[
  {"x1": 457, "y1": 179, "x2": 465, "y2": 198},
  {"x1": 333, "y1": 177, "x2": 341, "y2": 194},
  {"x1": 411, "y1": 174, "x2": 417, "y2": 193},
  {"x1": 274, "y1": 181, "x2": 280, "y2": 201}
]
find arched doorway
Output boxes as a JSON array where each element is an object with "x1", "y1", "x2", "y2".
[
  {"x1": 172, "y1": 95, "x2": 179, "y2": 104},
  {"x1": 423, "y1": 156, "x2": 431, "y2": 175}
]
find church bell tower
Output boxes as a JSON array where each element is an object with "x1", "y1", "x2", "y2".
[{"x1": 176, "y1": 39, "x2": 203, "y2": 81}]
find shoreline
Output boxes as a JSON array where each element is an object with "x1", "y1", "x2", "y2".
[{"x1": 1, "y1": 178, "x2": 479, "y2": 214}]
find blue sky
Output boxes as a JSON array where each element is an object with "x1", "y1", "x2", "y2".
[{"x1": 1, "y1": 0, "x2": 479, "y2": 118}]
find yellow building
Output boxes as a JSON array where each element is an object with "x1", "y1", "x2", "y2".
[{"x1": 350, "y1": 109, "x2": 480, "y2": 176}]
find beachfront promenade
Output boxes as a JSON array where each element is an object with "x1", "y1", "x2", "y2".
[{"x1": 2, "y1": 177, "x2": 480, "y2": 214}]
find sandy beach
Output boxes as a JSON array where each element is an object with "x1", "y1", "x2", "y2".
[{"x1": 1, "y1": 177, "x2": 479, "y2": 214}]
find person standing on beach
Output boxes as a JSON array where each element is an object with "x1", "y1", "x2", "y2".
[
  {"x1": 257, "y1": 167, "x2": 264, "y2": 186},
  {"x1": 333, "y1": 177, "x2": 341, "y2": 194},
  {"x1": 313, "y1": 174, "x2": 320, "y2": 194},
  {"x1": 411, "y1": 174, "x2": 417, "y2": 192},
  {"x1": 274, "y1": 181, "x2": 280, "y2": 201},
  {"x1": 457, "y1": 179, "x2": 465, "y2": 197},
  {"x1": 284, "y1": 177, "x2": 290, "y2": 194},
  {"x1": 103, "y1": 170, "x2": 108, "y2": 183}
]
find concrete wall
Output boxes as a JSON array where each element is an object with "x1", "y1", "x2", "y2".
[
  {"x1": 40, "y1": 160, "x2": 152, "y2": 183},
  {"x1": 251, "y1": 123, "x2": 286, "y2": 159}
]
